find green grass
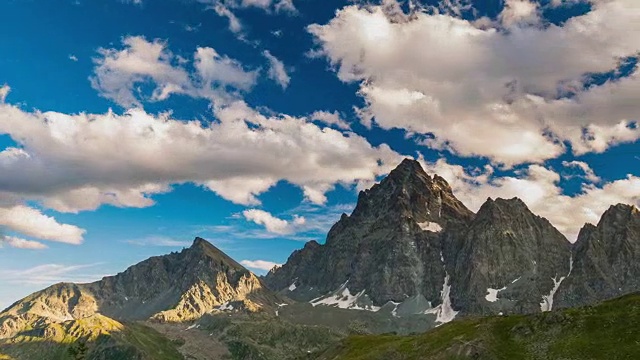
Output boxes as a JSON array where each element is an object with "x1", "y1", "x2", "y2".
[
  {"x1": 317, "y1": 293, "x2": 640, "y2": 360},
  {"x1": 0, "y1": 318, "x2": 183, "y2": 360},
  {"x1": 199, "y1": 313, "x2": 343, "y2": 360}
]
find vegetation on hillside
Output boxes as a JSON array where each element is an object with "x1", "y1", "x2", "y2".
[
  {"x1": 198, "y1": 313, "x2": 343, "y2": 360},
  {"x1": 317, "y1": 293, "x2": 640, "y2": 360},
  {"x1": 0, "y1": 318, "x2": 183, "y2": 360}
]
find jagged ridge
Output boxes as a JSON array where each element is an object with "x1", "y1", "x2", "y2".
[
  {"x1": 265, "y1": 158, "x2": 639, "y2": 324},
  {"x1": 0, "y1": 237, "x2": 283, "y2": 340}
]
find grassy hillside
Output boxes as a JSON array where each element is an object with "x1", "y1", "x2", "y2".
[
  {"x1": 0, "y1": 316, "x2": 183, "y2": 360},
  {"x1": 317, "y1": 293, "x2": 640, "y2": 360},
  {"x1": 198, "y1": 313, "x2": 344, "y2": 360}
]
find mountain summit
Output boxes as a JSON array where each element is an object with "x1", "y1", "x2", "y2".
[
  {"x1": 351, "y1": 158, "x2": 473, "y2": 226},
  {"x1": 2, "y1": 159, "x2": 640, "y2": 359},
  {"x1": 265, "y1": 159, "x2": 584, "y2": 320},
  {"x1": 555, "y1": 204, "x2": 640, "y2": 308},
  {"x1": 0, "y1": 237, "x2": 281, "y2": 340}
]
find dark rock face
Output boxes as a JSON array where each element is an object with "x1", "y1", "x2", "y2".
[
  {"x1": 262, "y1": 240, "x2": 323, "y2": 301},
  {"x1": 266, "y1": 159, "x2": 640, "y2": 319},
  {"x1": 451, "y1": 198, "x2": 572, "y2": 315},
  {"x1": 92, "y1": 237, "x2": 270, "y2": 321},
  {"x1": 555, "y1": 204, "x2": 640, "y2": 309},
  {"x1": 265, "y1": 159, "x2": 474, "y2": 308}
]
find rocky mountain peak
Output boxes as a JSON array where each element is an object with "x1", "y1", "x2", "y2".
[
  {"x1": 598, "y1": 203, "x2": 640, "y2": 227},
  {"x1": 351, "y1": 158, "x2": 473, "y2": 226},
  {"x1": 478, "y1": 197, "x2": 528, "y2": 212},
  {"x1": 555, "y1": 203, "x2": 640, "y2": 309},
  {"x1": 188, "y1": 237, "x2": 245, "y2": 271},
  {"x1": 385, "y1": 158, "x2": 428, "y2": 183}
]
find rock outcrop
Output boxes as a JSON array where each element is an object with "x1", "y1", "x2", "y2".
[
  {"x1": 0, "y1": 237, "x2": 281, "y2": 339},
  {"x1": 555, "y1": 204, "x2": 640, "y2": 308},
  {"x1": 265, "y1": 159, "x2": 475, "y2": 317},
  {"x1": 265, "y1": 159, "x2": 637, "y2": 322}
]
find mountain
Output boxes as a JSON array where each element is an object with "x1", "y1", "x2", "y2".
[
  {"x1": 555, "y1": 204, "x2": 640, "y2": 308},
  {"x1": 451, "y1": 197, "x2": 572, "y2": 315},
  {"x1": 265, "y1": 159, "x2": 632, "y2": 322},
  {"x1": 3, "y1": 158, "x2": 640, "y2": 359},
  {"x1": 0, "y1": 314, "x2": 184, "y2": 360},
  {"x1": 265, "y1": 159, "x2": 474, "y2": 319},
  {"x1": 0, "y1": 237, "x2": 284, "y2": 358},
  {"x1": 315, "y1": 292, "x2": 640, "y2": 360}
]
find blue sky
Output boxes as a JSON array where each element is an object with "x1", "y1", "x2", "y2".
[{"x1": 0, "y1": 0, "x2": 638, "y2": 309}]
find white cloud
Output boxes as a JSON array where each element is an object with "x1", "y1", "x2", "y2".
[
  {"x1": 195, "y1": 47, "x2": 258, "y2": 90},
  {"x1": 240, "y1": 259, "x2": 281, "y2": 271},
  {"x1": 499, "y1": 0, "x2": 540, "y2": 27},
  {"x1": 0, "y1": 85, "x2": 9, "y2": 103},
  {"x1": 562, "y1": 160, "x2": 601, "y2": 183},
  {"x1": 242, "y1": 209, "x2": 304, "y2": 234},
  {"x1": 418, "y1": 156, "x2": 640, "y2": 241},
  {"x1": 213, "y1": 3, "x2": 244, "y2": 34},
  {"x1": 201, "y1": 0, "x2": 296, "y2": 36},
  {"x1": 91, "y1": 36, "x2": 191, "y2": 108},
  {"x1": 201, "y1": 0, "x2": 296, "y2": 13},
  {"x1": 68, "y1": 54, "x2": 78, "y2": 62},
  {"x1": 0, "y1": 263, "x2": 106, "y2": 286},
  {"x1": 263, "y1": 50, "x2": 291, "y2": 89},
  {"x1": 0, "y1": 205, "x2": 85, "y2": 244},
  {"x1": 0, "y1": 88, "x2": 400, "y2": 212},
  {"x1": 310, "y1": 111, "x2": 350, "y2": 130},
  {"x1": 90, "y1": 36, "x2": 257, "y2": 108},
  {"x1": 0, "y1": 236, "x2": 47, "y2": 250},
  {"x1": 309, "y1": 0, "x2": 640, "y2": 166}
]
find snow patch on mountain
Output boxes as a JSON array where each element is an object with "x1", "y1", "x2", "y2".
[
  {"x1": 310, "y1": 281, "x2": 380, "y2": 312},
  {"x1": 485, "y1": 286, "x2": 507, "y2": 302},
  {"x1": 425, "y1": 274, "x2": 458, "y2": 324},
  {"x1": 418, "y1": 221, "x2": 443, "y2": 233},
  {"x1": 215, "y1": 302, "x2": 234, "y2": 311},
  {"x1": 541, "y1": 255, "x2": 574, "y2": 312}
]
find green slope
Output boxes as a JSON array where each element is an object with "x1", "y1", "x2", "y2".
[
  {"x1": 198, "y1": 313, "x2": 344, "y2": 360},
  {"x1": 0, "y1": 315, "x2": 183, "y2": 360},
  {"x1": 317, "y1": 293, "x2": 640, "y2": 360}
]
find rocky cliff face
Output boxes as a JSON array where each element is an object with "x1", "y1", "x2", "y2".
[
  {"x1": 451, "y1": 198, "x2": 572, "y2": 315},
  {"x1": 265, "y1": 159, "x2": 475, "y2": 316},
  {"x1": 555, "y1": 204, "x2": 640, "y2": 308},
  {"x1": 265, "y1": 159, "x2": 637, "y2": 322},
  {"x1": 0, "y1": 238, "x2": 281, "y2": 339}
]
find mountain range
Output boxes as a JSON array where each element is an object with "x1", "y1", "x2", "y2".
[
  {"x1": 265, "y1": 159, "x2": 640, "y2": 320},
  {"x1": 1, "y1": 158, "x2": 639, "y2": 359}
]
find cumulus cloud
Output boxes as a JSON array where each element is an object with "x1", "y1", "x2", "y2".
[
  {"x1": 195, "y1": 47, "x2": 258, "y2": 90},
  {"x1": 201, "y1": 0, "x2": 296, "y2": 13},
  {"x1": 0, "y1": 236, "x2": 47, "y2": 250},
  {"x1": 212, "y1": 3, "x2": 244, "y2": 34},
  {"x1": 263, "y1": 50, "x2": 291, "y2": 89},
  {"x1": 0, "y1": 85, "x2": 9, "y2": 103},
  {"x1": 199, "y1": 0, "x2": 296, "y2": 37},
  {"x1": 562, "y1": 160, "x2": 601, "y2": 183},
  {"x1": 499, "y1": 0, "x2": 540, "y2": 27},
  {"x1": 0, "y1": 88, "x2": 400, "y2": 212},
  {"x1": 0, "y1": 205, "x2": 85, "y2": 244},
  {"x1": 309, "y1": 0, "x2": 640, "y2": 166},
  {"x1": 418, "y1": 156, "x2": 640, "y2": 241},
  {"x1": 242, "y1": 209, "x2": 305, "y2": 234},
  {"x1": 310, "y1": 111, "x2": 350, "y2": 130},
  {"x1": 91, "y1": 36, "x2": 257, "y2": 108},
  {"x1": 240, "y1": 259, "x2": 281, "y2": 271}
]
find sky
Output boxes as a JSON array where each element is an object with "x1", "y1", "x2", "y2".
[{"x1": 0, "y1": 0, "x2": 638, "y2": 309}]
